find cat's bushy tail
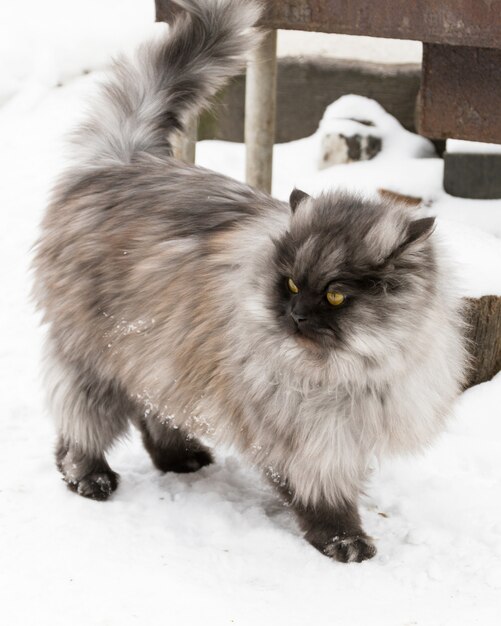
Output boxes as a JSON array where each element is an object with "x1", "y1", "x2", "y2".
[{"x1": 73, "y1": 0, "x2": 262, "y2": 165}]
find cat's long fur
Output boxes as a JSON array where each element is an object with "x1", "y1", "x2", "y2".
[{"x1": 33, "y1": 0, "x2": 467, "y2": 562}]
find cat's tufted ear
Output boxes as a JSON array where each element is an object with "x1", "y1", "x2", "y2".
[
  {"x1": 289, "y1": 188, "x2": 310, "y2": 213},
  {"x1": 405, "y1": 217, "x2": 436, "y2": 246},
  {"x1": 392, "y1": 217, "x2": 436, "y2": 258}
]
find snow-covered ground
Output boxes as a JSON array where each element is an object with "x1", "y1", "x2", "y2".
[{"x1": 1, "y1": 3, "x2": 501, "y2": 625}]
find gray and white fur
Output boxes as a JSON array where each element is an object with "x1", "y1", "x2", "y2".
[{"x1": 33, "y1": 0, "x2": 467, "y2": 562}]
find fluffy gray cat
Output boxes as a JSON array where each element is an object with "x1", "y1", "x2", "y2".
[{"x1": 33, "y1": 0, "x2": 467, "y2": 562}]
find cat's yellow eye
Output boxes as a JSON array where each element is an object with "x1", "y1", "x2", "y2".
[
  {"x1": 326, "y1": 291, "x2": 345, "y2": 306},
  {"x1": 287, "y1": 278, "x2": 299, "y2": 294}
]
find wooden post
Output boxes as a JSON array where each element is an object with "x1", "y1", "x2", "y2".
[
  {"x1": 173, "y1": 116, "x2": 197, "y2": 164},
  {"x1": 464, "y1": 296, "x2": 501, "y2": 389},
  {"x1": 245, "y1": 29, "x2": 277, "y2": 193}
]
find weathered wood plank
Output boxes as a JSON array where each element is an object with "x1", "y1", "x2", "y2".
[
  {"x1": 260, "y1": 0, "x2": 501, "y2": 49},
  {"x1": 418, "y1": 44, "x2": 501, "y2": 143}
]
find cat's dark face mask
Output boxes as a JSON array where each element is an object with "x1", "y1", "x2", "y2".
[
  {"x1": 272, "y1": 267, "x2": 356, "y2": 349},
  {"x1": 269, "y1": 188, "x2": 437, "y2": 353}
]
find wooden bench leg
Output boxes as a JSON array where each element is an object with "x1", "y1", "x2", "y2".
[{"x1": 245, "y1": 29, "x2": 278, "y2": 193}]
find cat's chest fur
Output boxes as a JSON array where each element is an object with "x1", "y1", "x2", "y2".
[{"x1": 221, "y1": 343, "x2": 444, "y2": 506}]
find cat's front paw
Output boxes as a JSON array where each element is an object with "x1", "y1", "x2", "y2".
[{"x1": 323, "y1": 534, "x2": 377, "y2": 563}]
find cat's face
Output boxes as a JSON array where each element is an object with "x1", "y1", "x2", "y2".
[{"x1": 270, "y1": 190, "x2": 437, "y2": 358}]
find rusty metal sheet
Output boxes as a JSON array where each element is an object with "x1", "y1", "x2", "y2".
[
  {"x1": 418, "y1": 44, "x2": 501, "y2": 142},
  {"x1": 261, "y1": 0, "x2": 501, "y2": 49}
]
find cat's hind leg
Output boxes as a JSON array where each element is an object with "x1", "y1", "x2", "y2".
[
  {"x1": 55, "y1": 438, "x2": 120, "y2": 501},
  {"x1": 137, "y1": 416, "x2": 213, "y2": 474},
  {"x1": 47, "y1": 350, "x2": 131, "y2": 500}
]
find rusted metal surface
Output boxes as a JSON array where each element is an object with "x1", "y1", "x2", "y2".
[
  {"x1": 418, "y1": 44, "x2": 501, "y2": 142},
  {"x1": 261, "y1": 1, "x2": 501, "y2": 49}
]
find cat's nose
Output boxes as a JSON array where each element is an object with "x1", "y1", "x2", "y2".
[{"x1": 291, "y1": 311, "x2": 308, "y2": 325}]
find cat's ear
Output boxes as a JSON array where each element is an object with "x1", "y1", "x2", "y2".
[
  {"x1": 392, "y1": 217, "x2": 436, "y2": 258},
  {"x1": 289, "y1": 188, "x2": 310, "y2": 213},
  {"x1": 405, "y1": 217, "x2": 436, "y2": 246}
]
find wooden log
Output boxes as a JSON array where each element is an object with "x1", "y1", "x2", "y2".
[
  {"x1": 464, "y1": 296, "x2": 501, "y2": 389},
  {"x1": 245, "y1": 29, "x2": 277, "y2": 193}
]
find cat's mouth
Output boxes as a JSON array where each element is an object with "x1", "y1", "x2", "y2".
[
  {"x1": 294, "y1": 324, "x2": 317, "y2": 341},
  {"x1": 286, "y1": 316, "x2": 333, "y2": 348}
]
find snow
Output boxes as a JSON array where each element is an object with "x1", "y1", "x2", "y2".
[
  {"x1": 277, "y1": 30, "x2": 422, "y2": 64},
  {"x1": 0, "y1": 1, "x2": 157, "y2": 106},
  {"x1": 317, "y1": 95, "x2": 435, "y2": 160},
  {"x1": 1, "y1": 3, "x2": 501, "y2": 625},
  {"x1": 448, "y1": 139, "x2": 501, "y2": 155}
]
